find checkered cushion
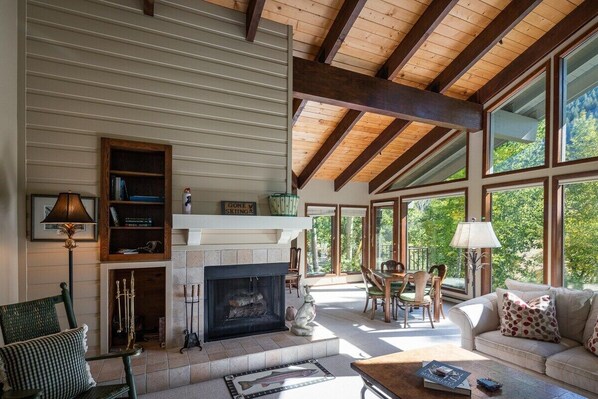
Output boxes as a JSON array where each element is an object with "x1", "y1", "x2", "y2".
[{"x1": 0, "y1": 325, "x2": 95, "y2": 399}]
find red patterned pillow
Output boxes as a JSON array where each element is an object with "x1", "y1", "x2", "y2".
[
  {"x1": 500, "y1": 292, "x2": 561, "y2": 343},
  {"x1": 586, "y1": 317, "x2": 598, "y2": 356}
]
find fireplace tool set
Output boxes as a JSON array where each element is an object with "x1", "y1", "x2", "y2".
[
  {"x1": 180, "y1": 284, "x2": 202, "y2": 353},
  {"x1": 115, "y1": 270, "x2": 137, "y2": 350}
]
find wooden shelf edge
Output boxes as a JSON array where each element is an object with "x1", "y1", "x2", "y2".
[{"x1": 110, "y1": 170, "x2": 164, "y2": 177}]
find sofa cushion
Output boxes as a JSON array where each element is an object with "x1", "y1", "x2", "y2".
[
  {"x1": 0, "y1": 325, "x2": 95, "y2": 399},
  {"x1": 496, "y1": 287, "x2": 552, "y2": 321},
  {"x1": 475, "y1": 330, "x2": 579, "y2": 374},
  {"x1": 550, "y1": 287, "x2": 594, "y2": 343},
  {"x1": 586, "y1": 316, "x2": 598, "y2": 356},
  {"x1": 583, "y1": 293, "x2": 598, "y2": 344},
  {"x1": 505, "y1": 279, "x2": 550, "y2": 292},
  {"x1": 546, "y1": 346, "x2": 598, "y2": 394},
  {"x1": 500, "y1": 292, "x2": 560, "y2": 343}
]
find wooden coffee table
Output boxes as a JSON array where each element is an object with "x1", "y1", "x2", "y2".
[{"x1": 351, "y1": 344, "x2": 586, "y2": 399}]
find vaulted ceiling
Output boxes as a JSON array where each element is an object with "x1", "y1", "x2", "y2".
[{"x1": 201, "y1": 0, "x2": 596, "y2": 193}]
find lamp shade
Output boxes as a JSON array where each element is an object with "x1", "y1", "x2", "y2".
[
  {"x1": 450, "y1": 221, "x2": 501, "y2": 249},
  {"x1": 41, "y1": 192, "x2": 95, "y2": 224}
]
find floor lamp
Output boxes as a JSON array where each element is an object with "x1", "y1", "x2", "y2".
[
  {"x1": 450, "y1": 218, "x2": 501, "y2": 298},
  {"x1": 41, "y1": 192, "x2": 95, "y2": 302}
]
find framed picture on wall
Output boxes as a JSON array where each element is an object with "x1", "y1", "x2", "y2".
[{"x1": 30, "y1": 194, "x2": 98, "y2": 241}]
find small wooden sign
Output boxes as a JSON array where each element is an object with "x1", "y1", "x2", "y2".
[{"x1": 221, "y1": 201, "x2": 257, "y2": 215}]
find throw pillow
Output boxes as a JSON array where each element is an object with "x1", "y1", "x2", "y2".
[
  {"x1": 550, "y1": 287, "x2": 594, "y2": 343},
  {"x1": 500, "y1": 292, "x2": 561, "y2": 343},
  {"x1": 583, "y1": 292, "x2": 598, "y2": 344},
  {"x1": 585, "y1": 317, "x2": 598, "y2": 356},
  {"x1": 505, "y1": 279, "x2": 550, "y2": 292},
  {"x1": 0, "y1": 325, "x2": 95, "y2": 399},
  {"x1": 496, "y1": 287, "x2": 552, "y2": 321}
]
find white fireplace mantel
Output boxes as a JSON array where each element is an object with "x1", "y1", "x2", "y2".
[{"x1": 172, "y1": 214, "x2": 312, "y2": 245}]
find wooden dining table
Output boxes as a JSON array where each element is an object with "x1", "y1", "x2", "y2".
[{"x1": 372, "y1": 270, "x2": 441, "y2": 323}]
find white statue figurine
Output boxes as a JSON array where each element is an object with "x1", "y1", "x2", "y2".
[{"x1": 291, "y1": 286, "x2": 316, "y2": 336}]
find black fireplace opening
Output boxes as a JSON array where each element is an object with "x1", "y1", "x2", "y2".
[{"x1": 204, "y1": 263, "x2": 288, "y2": 342}]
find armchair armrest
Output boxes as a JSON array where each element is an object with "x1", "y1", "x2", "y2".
[
  {"x1": 1, "y1": 389, "x2": 42, "y2": 399},
  {"x1": 448, "y1": 293, "x2": 499, "y2": 351},
  {"x1": 85, "y1": 347, "x2": 141, "y2": 362}
]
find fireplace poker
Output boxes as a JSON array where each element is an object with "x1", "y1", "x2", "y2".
[
  {"x1": 116, "y1": 281, "x2": 122, "y2": 333},
  {"x1": 127, "y1": 271, "x2": 136, "y2": 350},
  {"x1": 123, "y1": 279, "x2": 128, "y2": 333},
  {"x1": 180, "y1": 284, "x2": 202, "y2": 354}
]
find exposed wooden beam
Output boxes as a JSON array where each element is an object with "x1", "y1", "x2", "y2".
[
  {"x1": 245, "y1": 0, "x2": 266, "y2": 42},
  {"x1": 316, "y1": 0, "x2": 367, "y2": 64},
  {"x1": 476, "y1": 0, "x2": 598, "y2": 104},
  {"x1": 377, "y1": 0, "x2": 458, "y2": 80},
  {"x1": 427, "y1": 0, "x2": 542, "y2": 93},
  {"x1": 292, "y1": 0, "x2": 367, "y2": 126},
  {"x1": 143, "y1": 0, "x2": 154, "y2": 16},
  {"x1": 293, "y1": 57, "x2": 482, "y2": 131},
  {"x1": 334, "y1": 119, "x2": 411, "y2": 191},
  {"x1": 297, "y1": 110, "x2": 364, "y2": 189},
  {"x1": 369, "y1": 127, "x2": 453, "y2": 193},
  {"x1": 292, "y1": 171, "x2": 298, "y2": 192}
]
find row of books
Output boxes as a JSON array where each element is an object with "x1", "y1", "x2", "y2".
[
  {"x1": 109, "y1": 207, "x2": 154, "y2": 227},
  {"x1": 111, "y1": 176, "x2": 163, "y2": 203}
]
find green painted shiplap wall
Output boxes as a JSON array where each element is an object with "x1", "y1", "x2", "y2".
[{"x1": 24, "y1": 0, "x2": 291, "y2": 348}]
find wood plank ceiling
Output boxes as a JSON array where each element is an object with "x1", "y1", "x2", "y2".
[{"x1": 202, "y1": 0, "x2": 594, "y2": 193}]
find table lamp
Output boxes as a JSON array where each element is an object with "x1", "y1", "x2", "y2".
[
  {"x1": 41, "y1": 192, "x2": 96, "y2": 301},
  {"x1": 450, "y1": 218, "x2": 501, "y2": 297}
]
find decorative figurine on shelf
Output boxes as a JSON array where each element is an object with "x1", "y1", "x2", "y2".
[
  {"x1": 183, "y1": 188, "x2": 192, "y2": 214},
  {"x1": 291, "y1": 286, "x2": 316, "y2": 336}
]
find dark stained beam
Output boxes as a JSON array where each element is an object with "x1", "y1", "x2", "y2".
[
  {"x1": 334, "y1": 119, "x2": 411, "y2": 191},
  {"x1": 294, "y1": 57, "x2": 482, "y2": 131},
  {"x1": 377, "y1": 0, "x2": 458, "y2": 80},
  {"x1": 292, "y1": 171, "x2": 298, "y2": 192},
  {"x1": 476, "y1": 0, "x2": 598, "y2": 104},
  {"x1": 297, "y1": 110, "x2": 364, "y2": 189},
  {"x1": 143, "y1": 0, "x2": 154, "y2": 16},
  {"x1": 317, "y1": 0, "x2": 368, "y2": 64},
  {"x1": 427, "y1": 0, "x2": 542, "y2": 93},
  {"x1": 369, "y1": 126, "x2": 453, "y2": 193},
  {"x1": 246, "y1": 0, "x2": 266, "y2": 42},
  {"x1": 293, "y1": 0, "x2": 368, "y2": 125}
]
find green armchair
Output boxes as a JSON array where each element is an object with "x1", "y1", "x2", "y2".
[{"x1": 0, "y1": 283, "x2": 140, "y2": 399}]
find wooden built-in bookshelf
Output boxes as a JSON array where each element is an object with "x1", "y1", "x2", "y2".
[{"x1": 100, "y1": 138, "x2": 172, "y2": 262}]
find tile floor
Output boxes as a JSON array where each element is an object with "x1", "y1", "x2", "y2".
[{"x1": 91, "y1": 328, "x2": 339, "y2": 394}]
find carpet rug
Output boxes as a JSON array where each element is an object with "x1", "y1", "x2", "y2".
[{"x1": 224, "y1": 359, "x2": 335, "y2": 399}]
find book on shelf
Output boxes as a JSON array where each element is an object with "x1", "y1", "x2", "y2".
[
  {"x1": 128, "y1": 195, "x2": 163, "y2": 202},
  {"x1": 110, "y1": 176, "x2": 129, "y2": 200},
  {"x1": 117, "y1": 248, "x2": 139, "y2": 254},
  {"x1": 421, "y1": 361, "x2": 471, "y2": 396},
  {"x1": 109, "y1": 206, "x2": 120, "y2": 226}
]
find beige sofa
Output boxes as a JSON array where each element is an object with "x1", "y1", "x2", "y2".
[{"x1": 448, "y1": 280, "x2": 598, "y2": 395}]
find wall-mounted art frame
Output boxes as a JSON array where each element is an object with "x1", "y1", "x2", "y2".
[{"x1": 30, "y1": 194, "x2": 98, "y2": 241}]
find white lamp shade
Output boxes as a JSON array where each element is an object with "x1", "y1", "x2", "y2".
[{"x1": 450, "y1": 221, "x2": 501, "y2": 249}]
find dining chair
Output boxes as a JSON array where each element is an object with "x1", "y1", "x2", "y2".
[
  {"x1": 427, "y1": 264, "x2": 447, "y2": 319},
  {"x1": 380, "y1": 259, "x2": 405, "y2": 273},
  {"x1": 360, "y1": 266, "x2": 386, "y2": 320},
  {"x1": 286, "y1": 247, "x2": 302, "y2": 297},
  {"x1": 394, "y1": 271, "x2": 434, "y2": 329}
]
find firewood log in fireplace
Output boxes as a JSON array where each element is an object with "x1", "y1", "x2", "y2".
[{"x1": 227, "y1": 289, "x2": 267, "y2": 319}]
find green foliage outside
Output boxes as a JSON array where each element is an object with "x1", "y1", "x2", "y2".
[
  {"x1": 406, "y1": 196, "x2": 466, "y2": 289},
  {"x1": 306, "y1": 215, "x2": 332, "y2": 275},
  {"x1": 340, "y1": 215, "x2": 364, "y2": 273},
  {"x1": 375, "y1": 207, "x2": 394, "y2": 266}
]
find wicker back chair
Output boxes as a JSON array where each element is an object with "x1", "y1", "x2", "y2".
[{"x1": 0, "y1": 283, "x2": 140, "y2": 399}]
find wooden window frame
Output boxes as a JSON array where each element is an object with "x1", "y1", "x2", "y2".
[
  {"x1": 552, "y1": 26, "x2": 598, "y2": 167},
  {"x1": 481, "y1": 178, "x2": 549, "y2": 294},
  {"x1": 399, "y1": 188, "x2": 469, "y2": 294},
  {"x1": 370, "y1": 199, "x2": 398, "y2": 269},
  {"x1": 483, "y1": 62, "x2": 551, "y2": 178}
]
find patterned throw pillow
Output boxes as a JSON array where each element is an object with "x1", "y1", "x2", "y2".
[
  {"x1": 0, "y1": 325, "x2": 95, "y2": 399},
  {"x1": 586, "y1": 317, "x2": 598, "y2": 356},
  {"x1": 500, "y1": 292, "x2": 561, "y2": 343}
]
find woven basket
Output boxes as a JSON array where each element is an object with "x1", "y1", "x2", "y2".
[{"x1": 268, "y1": 194, "x2": 299, "y2": 216}]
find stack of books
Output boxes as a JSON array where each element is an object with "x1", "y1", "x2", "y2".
[
  {"x1": 124, "y1": 217, "x2": 153, "y2": 227},
  {"x1": 111, "y1": 176, "x2": 129, "y2": 200}
]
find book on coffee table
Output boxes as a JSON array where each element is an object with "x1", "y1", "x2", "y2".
[
  {"x1": 421, "y1": 362, "x2": 471, "y2": 396},
  {"x1": 416, "y1": 360, "x2": 471, "y2": 390}
]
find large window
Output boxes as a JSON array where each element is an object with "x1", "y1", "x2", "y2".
[
  {"x1": 372, "y1": 202, "x2": 395, "y2": 267},
  {"x1": 488, "y1": 70, "x2": 547, "y2": 175},
  {"x1": 340, "y1": 206, "x2": 366, "y2": 273},
  {"x1": 557, "y1": 32, "x2": 598, "y2": 163},
  {"x1": 484, "y1": 181, "x2": 547, "y2": 291},
  {"x1": 306, "y1": 205, "x2": 335, "y2": 276},
  {"x1": 557, "y1": 177, "x2": 598, "y2": 290},
  {"x1": 402, "y1": 191, "x2": 466, "y2": 291}
]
